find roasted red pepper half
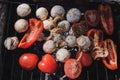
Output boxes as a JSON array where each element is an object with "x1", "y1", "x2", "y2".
[
  {"x1": 87, "y1": 29, "x2": 103, "y2": 46},
  {"x1": 99, "y1": 4, "x2": 114, "y2": 35},
  {"x1": 18, "y1": 18, "x2": 43, "y2": 49},
  {"x1": 102, "y1": 39, "x2": 118, "y2": 70},
  {"x1": 84, "y1": 10, "x2": 99, "y2": 27}
]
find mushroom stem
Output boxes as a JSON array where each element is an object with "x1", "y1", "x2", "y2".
[
  {"x1": 53, "y1": 16, "x2": 62, "y2": 23},
  {"x1": 77, "y1": 51, "x2": 83, "y2": 61},
  {"x1": 60, "y1": 75, "x2": 66, "y2": 80}
]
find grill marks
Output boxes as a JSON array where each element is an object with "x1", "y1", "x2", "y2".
[{"x1": 1, "y1": 1, "x2": 120, "y2": 80}]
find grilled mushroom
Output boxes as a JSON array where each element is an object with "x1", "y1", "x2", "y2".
[
  {"x1": 43, "y1": 40, "x2": 56, "y2": 53},
  {"x1": 51, "y1": 5, "x2": 65, "y2": 18},
  {"x1": 56, "y1": 48, "x2": 71, "y2": 63},
  {"x1": 14, "y1": 19, "x2": 29, "y2": 33},
  {"x1": 66, "y1": 8, "x2": 81, "y2": 23},
  {"x1": 4, "y1": 36, "x2": 19, "y2": 50},
  {"x1": 17, "y1": 3, "x2": 31, "y2": 17},
  {"x1": 65, "y1": 35, "x2": 76, "y2": 47},
  {"x1": 58, "y1": 20, "x2": 70, "y2": 32},
  {"x1": 77, "y1": 35, "x2": 91, "y2": 50},
  {"x1": 36, "y1": 7, "x2": 48, "y2": 20},
  {"x1": 43, "y1": 16, "x2": 62, "y2": 30}
]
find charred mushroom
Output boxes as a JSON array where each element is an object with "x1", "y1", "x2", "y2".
[
  {"x1": 36, "y1": 7, "x2": 48, "y2": 20},
  {"x1": 51, "y1": 5, "x2": 65, "y2": 18},
  {"x1": 66, "y1": 8, "x2": 81, "y2": 23},
  {"x1": 17, "y1": 3, "x2": 31, "y2": 17},
  {"x1": 43, "y1": 40, "x2": 56, "y2": 53},
  {"x1": 58, "y1": 20, "x2": 70, "y2": 32},
  {"x1": 70, "y1": 21, "x2": 88, "y2": 37},
  {"x1": 4, "y1": 36, "x2": 19, "y2": 50},
  {"x1": 56, "y1": 48, "x2": 71, "y2": 63},
  {"x1": 14, "y1": 19, "x2": 29, "y2": 33}
]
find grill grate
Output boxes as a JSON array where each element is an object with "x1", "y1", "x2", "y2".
[{"x1": 0, "y1": 0, "x2": 120, "y2": 80}]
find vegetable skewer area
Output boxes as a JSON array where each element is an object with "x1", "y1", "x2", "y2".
[{"x1": 1, "y1": 0, "x2": 120, "y2": 80}]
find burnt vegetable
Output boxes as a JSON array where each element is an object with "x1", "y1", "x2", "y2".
[{"x1": 4, "y1": 36, "x2": 19, "y2": 50}]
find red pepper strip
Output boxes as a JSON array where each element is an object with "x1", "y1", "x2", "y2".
[
  {"x1": 99, "y1": 4, "x2": 114, "y2": 35},
  {"x1": 18, "y1": 18, "x2": 43, "y2": 49},
  {"x1": 102, "y1": 39, "x2": 118, "y2": 70},
  {"x1": 87, "y1": 29, "x2": 103, "y2": 44}
]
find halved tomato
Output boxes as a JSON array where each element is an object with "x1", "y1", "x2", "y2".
[
  {"x1": 76, "y1": 51, "x2": 93, "y2": 67},
  {"x1": 64, "y1": 59, "x2": 82, "y2": 79},
  {"x1": 85, "y1": 10, "x2": 99, "y2": 27},
  {"x1": 102, "y1": 39, "x2": 118, "y2": 70},
  {"x1": 99, "y1": 4, "x2": 114, "y2": 35}
]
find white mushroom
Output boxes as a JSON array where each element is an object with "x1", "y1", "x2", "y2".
[
  {"x1": 17, "y1": 3, "x2": 31, "y2": 17},
  {"x1": 4, "y1": 36, "x2": 19, "y2": 50},
  {"x1": 58, "y1": 20, "x2": 70, "y2": 32},
  {"x1": 43, "y1": 17, "x2": 62, "y2": 30},
  {"x1": 65, "y1": 35, "x2": 76, "y2": 47},
  {"x1": 66, "y1": 8, "x2": 81, "y2": 23},
  {"x1": 36, "y1": 7, "x2": 48, "y2": 20},
  {"x1": 43, "y1": 40, "x2": 56, "y2": 53},
  {"x1": 52, "y1": 34, "x2": 62, "y2": 42},
  {"x1": 56, "y1": 48, "x2": 71, "y2": 63},
  {"x1": 14, "y1": 19, "x2": 29, "y2": 33},
  {"x1": 77, "y1": 35, "x2": 91, "y2": 50},
  {"x1": 51, "y1": 5, "x2": 65, "y2": 18}
]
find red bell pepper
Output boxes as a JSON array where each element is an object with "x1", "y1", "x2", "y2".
[
  {"x1": 102, "y1": 39, "x2": 118, "y2": 70},
  {"x1": 87, "y1": 29, "x2": 103, "y2": 45},
  {"x1": 18, "y1": 18, "x2": 43, "y2": 49},
  {"x1": 99, "y1": 4, "x2": 114, "y2": 35}
]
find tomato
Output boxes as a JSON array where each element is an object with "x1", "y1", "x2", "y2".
[
  {"x1": 99, "y1": 4, "x2": 114, "y2": 35},
  {"x1": 76, "y1": 51, "x2": 93, "y2": 67},
  {"x1": 19, "y1": 53, "x2": 38, "y2": 70},
  {"x1": 18, "y1": 18, "x2": 43, "y2": 49},
  {"x1": 84, "y1": 10, "x2": 99, "y2": 26},
  {"x1": 64, "y1": 59, "x2": 82, "y2": 79},
  {"x1": 38, "y1": 54, "x2": 58, "y2": 74},
  {"x1": 102, "y1": 39, "x2": 118, "y2": 70}
]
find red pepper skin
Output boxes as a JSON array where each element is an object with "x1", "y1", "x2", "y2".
[
  {"x1": 84, "y1": 10, "x2": 99, "y2": 27},
  {"x1": 18, "y1": 18, "x2": 43, "y2": 49},
  {"x1": 99, "y1": 4, "x2": 114, "y2": 35},
  {"x1": 102, "y1": 39, "x2": 118, "y2": 70}
]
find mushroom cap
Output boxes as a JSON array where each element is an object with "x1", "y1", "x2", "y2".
[
  {"x1": 58, "y1": 20, "x2": 70, "y2": 32},
  {"x1": 51, "y1": 5, "x2": 65, "y2": 18},
  {"x1": 56, "y1": 48, "x2": 71, "y2": 63},
  {"x1": 4, "y1": 36, "x2": 19, "y2": 50},
  {"x1": 14, "y1": 19, "x2": 29, "y2": 33},
  {"x1": 43, "y1": 40, "x2": 56, "y2": 53},
  {"x1": 77, "y1": 35, "x2": 91, "y2": 49},
  {"x1": 43, "y1": 19, "x2": 53, "y2": 30},
  {"x1": 36, "y1": 7, "x2": 48, "y2": 20},
  {"x1": 66, "y1": 8, "x2": 81, "y2": 23},
  {"x1": 65, "y1": 35, "x2": 76, "y2": 47},
  {"x1": 17, "y1": 3, "x2": 31, "y2": 17}
]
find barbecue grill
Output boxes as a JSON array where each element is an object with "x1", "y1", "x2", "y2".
[{"x1": 0, "y1": 0, "x2": 120, "y2": 80}]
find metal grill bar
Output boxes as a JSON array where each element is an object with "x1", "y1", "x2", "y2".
[{"x1": 0, "y1": 1, "x2": 120, "y2": 80}]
